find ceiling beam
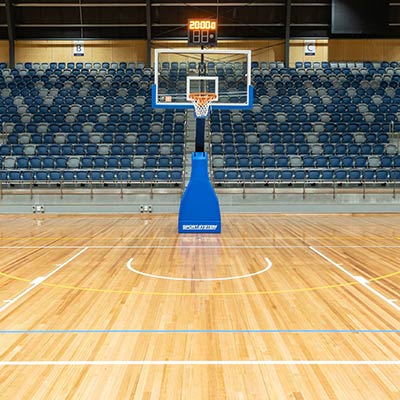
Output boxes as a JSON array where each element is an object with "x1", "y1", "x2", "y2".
[{"x1": 12, "y1": 2, "x2": 331, "y2": 6}]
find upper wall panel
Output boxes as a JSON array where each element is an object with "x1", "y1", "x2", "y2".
[{"x1": 0, "y1": 1, "x2": 400, "y2": 40}]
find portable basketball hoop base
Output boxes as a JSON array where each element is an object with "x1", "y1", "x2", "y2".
[
  {"x1": 178, "y1": 94, "x2": 221, "y2": 234},
  {"x1": 178, "y1": 152, "x2": 221, "y2": 234}
]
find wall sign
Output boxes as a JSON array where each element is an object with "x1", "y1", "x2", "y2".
[
  {"x1": 305, "y1": 40, "x2": 316, "y2": 56},
  {"x1": 74, "y1": 41, "x2": 84, "y2": 57}
]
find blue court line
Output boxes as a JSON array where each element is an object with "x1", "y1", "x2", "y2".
[{"x1": 0, "y1": 329, "x2": 399, "y2": 334}]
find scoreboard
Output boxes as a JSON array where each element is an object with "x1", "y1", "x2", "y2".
[{"x1": 188, "y1": 19, "x2": 218, "y2": 47}]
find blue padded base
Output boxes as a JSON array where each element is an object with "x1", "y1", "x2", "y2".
[{"x1": 178, "y1": 152, "x2": 221, "y2": 234}]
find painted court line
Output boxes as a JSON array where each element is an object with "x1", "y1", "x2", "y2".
[
  {"x1": 0, "y1": 247, "x2": 88, "y2": 313},
  {"x1": 0, "y1": 360, "x2": 399, "y2": 366},
  {"x1": 0, "y1": 329, "x2": 399, "y2": 335},
  {"x1": 1, "y1": 245, "x2": 400, "y2": 249},
  {"x1": 309, "y1": 246, "x2": 400, "y2": 312},
  {"x1": 127, "y1": 257, "x2": 272, "y2": 281}
]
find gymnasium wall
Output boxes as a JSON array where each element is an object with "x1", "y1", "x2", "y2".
[
  {"x1": 0, "y1": 41, "x2": 8, "y2": 62},
  {"x1": 0, "y1": 39, "x2": 285, "y2": 65},
  {"x1": 0, "y1": 40, "x2": 148, "y2": 64},
  {"x1": 153, "y1": 40, "x2": 285, "y2": 63},
  {"x1": 14, "y1": 40, "x2": 147, "y2": 64},
  {"x1": 0, "y1": 39, "x2": 400, "y2": 65},
  {"x1": 289, "y1": 40, "x2": 329, "y2": 66},
  {"x1": 329, "y1": 39, "x2": 400, "y2": 61}
]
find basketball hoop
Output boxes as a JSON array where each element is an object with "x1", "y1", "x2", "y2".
[{"x1": 188, "y1": 92, "x2": 218, "y2": 118}]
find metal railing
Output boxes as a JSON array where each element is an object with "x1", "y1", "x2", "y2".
[
  {"x1": 389, "y1": 120, "x2": 400, "y2": 149},
  {"x1": 0, "y1": 168, "x2": 185, "y2": 200},
  {"x1": 211, "y1": 169, "x2": 398, "y2": 200}
]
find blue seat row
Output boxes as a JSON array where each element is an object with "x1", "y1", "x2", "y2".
[
  {"x1": 212, "y1": 144, "x2": 394, "y2": 156},
  {"x1": 212, "y1": 122, "x2": 395, "y2": 134},
  {"x1": 1, "y1": 144, "x2": 184, "y2": 156},
  {"x1": 2, "y1": 122, "x2": 185, "y2": 134},
  {"x1": 214, "y1": 133, "x2": 388, "y2": 145},
  {"x1": 1, "y1": 156, "x2": 184, "y2": 169},
  {"x1": 213, "y1": 155, "x2": 400, "y2": 169},
  {"x1": 213, "y1": 168, "x2": 400, "y2": 183},
  {"x1": 1, "y1": 169, "x2": 182, "y2": 183},
  {"x1": 5, "y1": 133, "x2": 185, "y2": 146},
  {"x1": 13, "y1": 62, "x2": 143, "y2": 70}
]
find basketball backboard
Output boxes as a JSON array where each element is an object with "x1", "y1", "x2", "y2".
[{"x1": 152, "y1": 48, "x2": 253, "y2": 112}]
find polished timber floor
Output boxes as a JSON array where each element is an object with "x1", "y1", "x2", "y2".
[{"x1": 0, "y1": 213, "x2": 399, "y2": 399}]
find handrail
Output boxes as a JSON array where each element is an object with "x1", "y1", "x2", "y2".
[
  {"x1": 0, "y1": 166, "x2": 397, "y2": 200},
  {"x1": 390, "y1": 120, "x2": 400, "y2": 149}
]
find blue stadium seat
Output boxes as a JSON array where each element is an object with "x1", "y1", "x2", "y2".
[
  {"x1": 342, "y1": 156, "x2": 353, "y2": 168},
  {"x1": 119, "y1": 157, "x2": 130, "y2": 168},
  {"x1": 253, "y1": 170, "x2": 266, "y2": 181},
  {"x1": 170, "y1": 170, "x2": 182, "y2": 182},
  {"x1": 267, "y1": 170, "x2": 279, "y2": 181},
  {"x1": 49, "y1": 171, "x2": 62, "y2": 182},
  {"x1": 143, "y1": 170, "x2": 156, "y2": 181},
  {"x1": 280, "y1": 170, "x2": 293, "y2": 182},
  {"x1": 390, "y1": 169, "x2": 400, "y2": 181},
  {"x1": 303, "y1": 156, "x2": 315, "y2": 168},
  {"x1": 316, "y1": 156, "x2": 328, "y2": 168},
  {"x1": 277, "y1": 156, "x2": 289, "y2": 168},
  {"x1": 354, "y1": 156, "x2": 367, "y2": 168},
  {"x1": 363, "y1": 170, "x2": 375, "y2": 181},
  {"x1": 335, "y1": 169, "x2": 347, "y2": 181},
  {"x1": 308, "y1": 170, "x2": 320, "y2": 181},
  {"x1": 34, "y1": 171, "x2": 48, "y2": 182},
  {"x1": 213, "y1": 170, "x2": 225, "y2": 182},
  {"x1": 376, "y1": 169, "x2": 389, "y2": 181},
  {"x1": 81, "y1": 157, "x2": 93, "y2": 168},
  {"x1": 8, "y1": 171, "x2": 22, "y2": 181},
  {"x1": 226, "y1": 170, "x2": 239, "y2": 180},
  {"x1": 321, "y1": 170, "x2": 334, "y2": 181},
  {"x1": 116, "y1": 171, "x2": 129, "y2": 181},
  {"x1": 381, "y1": 156, "x2": 393, "y2": 168},
  {"x1": 294, "y1": 170, "x2": 306, "y2": 181},
  {"x1": 264, "y1": 157, "x2": 275, "y2": 168},
  {"x1": 76, "y1": 170, "x2": 90, "y2": 181},
  {"x1": 349, "y1": 169, "x2": 361, "y2": 181},
  {"x1": 238, "y1": 156, "x2": 250, "y2": 168}
]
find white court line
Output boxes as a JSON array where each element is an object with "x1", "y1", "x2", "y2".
[
  {"x1": 1, "y1": 245, "x2": 400, "y2": 249},
  {"x1": 0, "y1": 247, "x2": 88, "y2": 313},
  {"x1": 309, "y1": 246, "x2": 400, "y2": 312},
  {"x1": 126, "y1": 258, "x2": 272, "y2": 281},
  {"x1": 0, "y1": 360, "x2": 399, "y2": 366}
]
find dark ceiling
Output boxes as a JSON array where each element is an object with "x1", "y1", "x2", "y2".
[{"x1": 0, "y1": 0, "x2": 398, "y2": 40}]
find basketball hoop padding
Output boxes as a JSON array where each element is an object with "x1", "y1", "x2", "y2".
[{"x1": 178, "y1": 152, "x2": 221, "y2": 234}]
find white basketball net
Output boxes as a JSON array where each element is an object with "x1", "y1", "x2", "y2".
[{"x1": 188, "y1": 93, "x2": 218, "y2": 118}]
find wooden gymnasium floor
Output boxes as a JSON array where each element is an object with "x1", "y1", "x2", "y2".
[{"x1": 0, "y1": 213, "x2": 399, "y2": 399}]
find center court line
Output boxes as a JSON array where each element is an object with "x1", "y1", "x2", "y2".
[
  {"x1": 0, "y1": 247, "x2": 88, "y2": 313},
  {"x1": 0, "y1": 360, "x2": 399, "y2": 366},
  {"x1": 126, "y1": 258, "x2": 272, "y2": 281},
  {"x1": 309, "y1": 246, "x2": 400, "y2": 312},
  {"x1": 0, "y1": 329, "x2": 399, "y2": 334}
]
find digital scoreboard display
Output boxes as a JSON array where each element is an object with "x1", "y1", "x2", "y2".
[{"x1": 188, "y1": 19, "x2": 218, "y2": 47}]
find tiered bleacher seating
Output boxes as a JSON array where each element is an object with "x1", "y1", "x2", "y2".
[
  {"x1": 0, "y1": 62, "x2": 184, "y2": 186},
  {"x1": 210, "y1": 61, "x2": 400, "y2": 185},
  {"x1": 1, "y1": 60, "x2": 399, "y2": 188}
]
